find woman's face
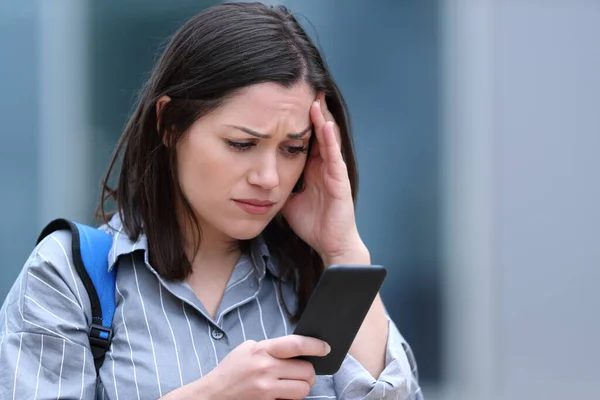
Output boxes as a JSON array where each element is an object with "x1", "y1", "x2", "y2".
[{"x1": 175, "y1": 81, "x2": 314, "y2": 241}]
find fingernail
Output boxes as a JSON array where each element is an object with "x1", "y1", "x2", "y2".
[
  {"x1": 325, "y1": 343, "x2": 331, "y2": 354},
  {"x1": 316, "y1": 99, "x2": 320, "y2": 105}
]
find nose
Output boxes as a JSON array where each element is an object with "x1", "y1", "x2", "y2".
[{"x1": 247, "y1": 152, "x2": 279, "y2": 190}]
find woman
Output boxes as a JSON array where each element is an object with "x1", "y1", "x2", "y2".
[{"x1": 0, "y1": 3, "x2": 422, "y2": 399}]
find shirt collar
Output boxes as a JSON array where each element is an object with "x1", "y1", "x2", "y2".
[
  {"x1": 249, "y1": 233, "x2": 283, "y2": 280},
  {"x1": 102, "y1": 212, "x2": 282, "y2": 279}
]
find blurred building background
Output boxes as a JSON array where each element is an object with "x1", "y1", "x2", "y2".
[{"x1": 1, "y1": 0, "x2": 598, "y2": 399}]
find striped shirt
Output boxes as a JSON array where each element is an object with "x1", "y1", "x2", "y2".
[{"x1": 0, "y1": 214, "x2": 423, "y2": 399}]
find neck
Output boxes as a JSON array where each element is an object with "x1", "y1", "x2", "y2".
[
  {"x1": 180, "y1": 217, "x2": 244, "y2": 319},
  {"x1": 180, "y1": 215, "x2": 241, "y2": 276},
  {"x1": 192, "y1": 236, "x2": 241, "y2": 274}
]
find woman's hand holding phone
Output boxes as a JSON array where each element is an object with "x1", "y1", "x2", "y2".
[{"x1": 158, "y1": 335, "x2": 330, "y2": 400}]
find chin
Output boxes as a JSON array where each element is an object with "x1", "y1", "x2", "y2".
[{"x1": 223, "y1": 220, "x2": 271, "y2": 241}]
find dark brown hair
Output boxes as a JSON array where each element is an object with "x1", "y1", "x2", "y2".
[{"x1": 97, "y1": 2, "x2": 358, "y2": 320}]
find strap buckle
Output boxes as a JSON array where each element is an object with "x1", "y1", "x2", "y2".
[{"x1": 89, "y1": 323, "x2": 113, "y2": 352}]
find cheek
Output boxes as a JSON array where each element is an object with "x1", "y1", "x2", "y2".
[
  {"x1": 279, "y1": 156, "x2": 307, "y2": 189},
  {"x1": 177, "y1": 135, "x2": 237, "y2": 198}
]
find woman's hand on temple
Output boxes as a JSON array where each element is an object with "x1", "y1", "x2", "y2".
[{"x1": 282, "y1": 92, "x2": 370, "y2": 266}]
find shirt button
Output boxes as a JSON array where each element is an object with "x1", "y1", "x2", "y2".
[{"x1": 211, "y1": 328, "x2": 224, "y2": 340}]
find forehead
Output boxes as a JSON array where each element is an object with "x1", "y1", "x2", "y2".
[{"x1": 215, "y1": 81, "x2": 315, "y2": 125}]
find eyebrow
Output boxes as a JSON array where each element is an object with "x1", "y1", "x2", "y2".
[{"x1": 227, "y1": 125, "x2": 312, "y2": 139}]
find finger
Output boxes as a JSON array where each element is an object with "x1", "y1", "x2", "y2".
[
  {"x1": 316, "y1": 93, "x2": 342, "y2": 148},
  {"x1": 322, "y1": 121, "x2": 343, "y2": 164},
  {"x1": 272, "y1": 379, "x2": 312, "y2": 400},
  {"x1": 309, "y1": 135, "x2": 320, "y2": 158},
  {"x1": 310, "y1": 101, "x2": 327, "y2": 158},
  {"x1": 260, "y1": 334, "x2": 330, "y2": 359},
  {"x1": 317, "y1": 92, "x2": 328, "y2": 114},
  {"x1": 322, "y1": 121, "x2": 349, "y2": 184},
  {"x1": 310, "y1": 99, "x2": 326, "y2": 132},
  {"x1": 276, "y1": 359, "x2": 316, "y2": 386}
]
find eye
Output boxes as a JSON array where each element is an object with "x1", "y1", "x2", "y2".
[
  {"x1": 282, "y1": 145, "x2": 309, "y2": 158},
  {"x1": 225, "y1": 140, "x2": 256, "y2": 151}
]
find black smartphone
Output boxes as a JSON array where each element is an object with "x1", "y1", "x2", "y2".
[{"x1": 293, "y1": 264, "x2": 387, "y2": 375}]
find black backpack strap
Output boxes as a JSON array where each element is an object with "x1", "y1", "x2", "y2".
[{"x1": 37, "y1": 218, "x2": 116, "y2": 374}]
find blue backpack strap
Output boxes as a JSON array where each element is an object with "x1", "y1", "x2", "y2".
[{"x1": 37, "y1": 218, "x2": 116, "y2": 374}]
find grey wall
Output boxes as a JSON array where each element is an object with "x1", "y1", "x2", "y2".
[
  {"x1": 442, "y1": 1, "x2": 600, "y2": 399},
  {"x1": 496, "y1": 1, "x2": 600, "y2": 397},
  {"x1": 0, "y1": 2, "x2": 40, "y2": 298}
]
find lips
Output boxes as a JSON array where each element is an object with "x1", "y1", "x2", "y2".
[
  {"x1": 233, "y1": 199, "x2": 276, "y2": 215},
  {"x1": 235, "y1": 199, "x2": 275, "y2": 207}
]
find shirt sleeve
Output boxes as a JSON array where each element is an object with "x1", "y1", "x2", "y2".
[
  {"x1": 0, "y1": 231, "x2": 97, "y2": 399},
  {"x1": 332, "y1": 316, "x2": 424, "y2": 400}
]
